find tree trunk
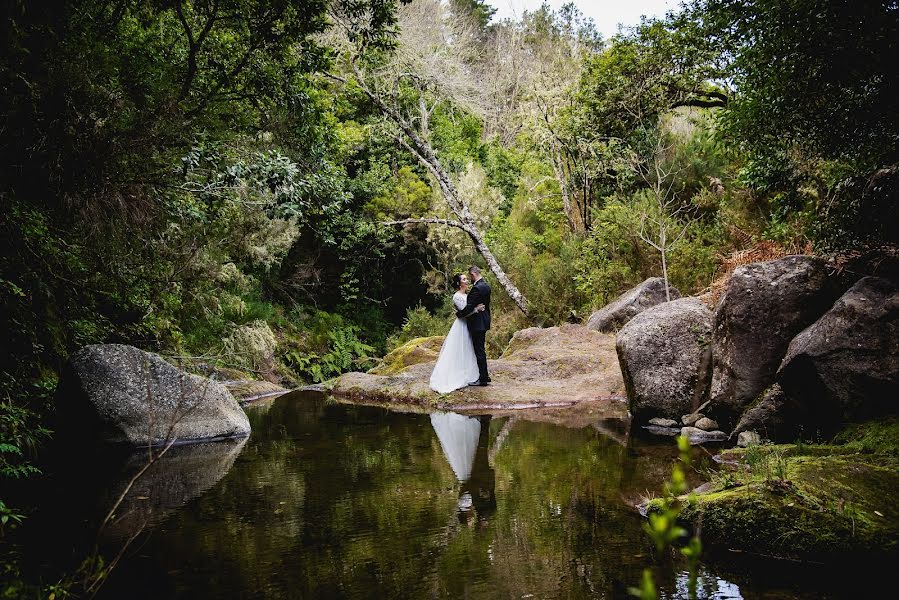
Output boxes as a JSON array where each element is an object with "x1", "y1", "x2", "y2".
[
  {"x1": 343, "y1": 66, "x2": 531, "y2": 318},
  {"x1": 550, "y1": 147, "x2": 577, "y2": 233}
]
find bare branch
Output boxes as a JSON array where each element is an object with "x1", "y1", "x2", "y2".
[{"x1": 383, "y1": 217, "x2": 471, "y2": 232}]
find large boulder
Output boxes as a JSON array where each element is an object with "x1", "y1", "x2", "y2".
[
  {"x1": 709, "y1": 255, "x2": 838, "y2": 425},
  {"x1": 616, "y1": 298, "x2": 713, "y2": 422},
  {"x1": 58, "y1": 344, "x2": 251, "y2": 446},
  {"x1": 586, "y1": 277, "x2": 680, "y2": 332},
  {"x1": 778, "y1": 277, "x2": 899, "y2": 430},
  {"x1": 730, "y1": 383, "x2": 798, "y2": 441}
]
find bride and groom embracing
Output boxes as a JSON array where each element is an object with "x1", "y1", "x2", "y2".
[{"x1": 429, "y1": 265, "x2": 492, "y2": 394}]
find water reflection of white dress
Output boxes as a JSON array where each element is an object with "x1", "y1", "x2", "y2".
[
  {"x1": 430, "y1": 411, "x2": 481, "y2": 481},
  {"x1": 429, "y1": 292, "x2": 480, "y2": 394}
]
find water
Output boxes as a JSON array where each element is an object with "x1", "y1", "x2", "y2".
[{"x1": 12, "y1": 391, "x2": 882, "y2": 598}]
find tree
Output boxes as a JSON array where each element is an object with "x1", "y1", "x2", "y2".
[
  {"x1": 547, "y1": 12, "x2": 726, "y2": 233},
  {"x1": 0, "y1": 0, "x2": 410, "y2": 398},
  {"x1": 634, "y1": 129, "x2": 691, "y2": 301},
  {"x1": 328, "y1": 0, "x2": 530, "y2": 316},
  {"x1": 693, "y1": 0, "x2": 899, "y2": 170}
]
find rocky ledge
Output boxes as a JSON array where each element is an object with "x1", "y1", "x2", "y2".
[
  {"x1": 332, "y1": 324, "x2": 627, "y2": 416},
  {"x1": 57, "y1": 344, "x2": 251, "y2": 446}
]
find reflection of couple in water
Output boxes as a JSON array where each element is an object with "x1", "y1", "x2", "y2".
[{"x1": 430, "y1": 412, "x2": 496, "y2": 524}]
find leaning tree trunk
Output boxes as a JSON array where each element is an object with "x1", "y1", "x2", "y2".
[{"x1": 342, "y1": 65, "x2": 530, "y2": 318}]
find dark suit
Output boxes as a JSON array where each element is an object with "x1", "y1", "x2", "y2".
[{"x1": 456, "y1": 277, "x2": 491, "y2": 382}]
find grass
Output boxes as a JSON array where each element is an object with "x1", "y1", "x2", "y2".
[{"x1": 671, "y1": 416, "x2": 899, "y2": 561}]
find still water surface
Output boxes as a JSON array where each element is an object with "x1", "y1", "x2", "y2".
[{"x1": 20, "y1": 391, "x2": 879, "y2": 598}]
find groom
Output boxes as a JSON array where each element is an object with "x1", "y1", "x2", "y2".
[{"x1": 456, "y1": 265, "x2": 491, "y2": 386}]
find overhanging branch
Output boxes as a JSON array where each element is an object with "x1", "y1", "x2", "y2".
[{"x1": 382, "y1": 217, "x2": 472, "y2": 234}]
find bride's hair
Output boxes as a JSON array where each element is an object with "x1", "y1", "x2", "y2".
[{"x1": 451, "y1": 273, "x2": 464, "y2": 290}]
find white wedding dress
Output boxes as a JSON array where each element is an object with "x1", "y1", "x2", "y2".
[
  {"x1": 429, "y1": 411, "x2": 480, "y2": 481},
  {"x1": 429, "y1": 292, "x2": 480, "y2": 393}
]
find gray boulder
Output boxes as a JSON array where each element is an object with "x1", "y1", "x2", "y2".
[
  {"x1": 731, "y1": 384, "x2": 796, "y2": 441},
  {"x1": 710, "y1": 255, "x2": 838, "y2": 425},
  {"x1": 694, "y1": 417, "x2": 719, "y2": 431},
  {"x1": 778, "y1": 277, "x2": 899, "y2": 429},
  {"x1": 59, "y1": 344, "x2": 251, "y2": 446},
  {"x1": 586, "y1": 277, "x2": 680, "y2": 332},
  {"x1": 616, "y1": 298, "x2": 713, "y2": 423},
  {"x1": 681, "y1": 426, "x2": 728, "y2": 445},
  {"x1": 737, "y1": 431, "x2": 762, "y2": 447},
  {"x1": 682, "y1": 413, "x2": 703, "y2": 426}
]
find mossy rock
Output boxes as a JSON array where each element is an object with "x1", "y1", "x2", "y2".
[
  {"x1": 367, "y1": 336, "x2": 444, "y2": 376},
  {"x1": 223, "y1": 379, "x2": 287, "y2": 401},
  {"x1": 667, "y1": 453, "x2": 899, "y2": 562}
]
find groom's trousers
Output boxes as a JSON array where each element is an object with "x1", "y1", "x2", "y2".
[{"x1": 471, "y1": 330, "x2": 489, "y2": 382}]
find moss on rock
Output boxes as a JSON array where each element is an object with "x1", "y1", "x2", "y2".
[
  {"x1": 367, "y1": 336, "x2": 444, "y2": 376},
  {"x1": 670, "y1": 433, "x2": 899, "y2": 562}
]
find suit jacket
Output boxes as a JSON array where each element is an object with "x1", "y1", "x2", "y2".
[{"x1": 456, "y1": 278, "x2": 491, "y2": 331}]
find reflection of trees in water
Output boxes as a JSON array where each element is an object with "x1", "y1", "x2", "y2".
[
  {"x1": 464, "y1": 420, "x2": 652, "y2": 598},
  {"x1": 82, "y1": 396, "x2": 690, "y2": 600},
  {"x1": 99, "y1": 437, "x2": 248, "y2": 542},
  {"x1": 102, "y1": 397, "x2": 462, "y2": 599}
]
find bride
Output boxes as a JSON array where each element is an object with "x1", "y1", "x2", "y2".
[{"x1": 429, "y1": 273, "x2": 485, "y2": 393}]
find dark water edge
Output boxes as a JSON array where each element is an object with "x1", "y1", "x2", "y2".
[{"x1": 7, "y1": 391, "x2": 894, "y2": 599}]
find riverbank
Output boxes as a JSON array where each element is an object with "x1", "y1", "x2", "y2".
[
  {"x1": 331, "y1": 324, "x2": 628, "y2": 417},
  {"x1": 652, "y1": 417, "x2": 899, "y2": 563}
]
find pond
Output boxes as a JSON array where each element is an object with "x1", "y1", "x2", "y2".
[{"x1": 13, "y1": 391, "x2": 883, "y2": 598}]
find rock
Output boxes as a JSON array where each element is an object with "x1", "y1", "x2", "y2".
[
  {"x1": 616, "y1": 298, "x2": 713, "y2": 422},
  {"x1": 710, "y1": 255, "x2": 838, "y2": 425},
  {"x1": 682, "y1": 413, "x2": 703, "y2": 426},
  {"x1": 586, "y1": 277, "x2": 680, "y2": 332},
  {"x1": 694, "y1": 416, "x2": 719, "y2": 431},
  {"x1": 670, "y1": 453, "x2": 899, "y2": 561},
  {"x1": 368, "y1": 336, "x2": 444, "y2": 376},
  {"x1": 730, "y1": 383, "x2": 796, "y2": 441},
  {"x1": 642, "y1": 425, "x2": 681, "y2": 437},
  {"x1": 224, "y1": 379, "x2": 287, "y2": 403},
  {"x1": 778, "y1": 277, "x2": 899, "y2": 431},
  {"x1": 333, "y1": 324, "x2": 626, "y2": 414},
  {"x1": 58, "y1": 344, "x2": 250, "y2": 446},
  {"x1": 680, "y1": 426, "x2": 728, "y2": 445},
  {"x1": 737, "y1": 431, "x2": 762, "y2": 447},
  {"x1": 649, "y1": 417, "x2": 678, "y2": 427}
]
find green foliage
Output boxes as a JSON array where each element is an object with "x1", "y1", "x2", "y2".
[
  {"x1": 697, "y1": 0, "x2": 899, "y2": 170},
  {"x1": 284, "y1": 312, "x2": 376, "y2": 383},
  {"x1": 742, "y1": 442, "x2": 790, "y2": 484},
  {"x1": 481, "y1": 141, "x2": 524, "y2": 213},
  {"x1": 688, "y1": 0, "x2": 899, "y2": 249},
  {"x1": 387, "y1": 303, "x2": 454, "y2": 351},
  {"x1": 364, "y1": 166, "x2": 432, "y2": 219},
  {"x1": 0, "y1": 399, "x2": 48, "y2": 544},
  {"x1": 0, "y1": 400, "x2": 49, "y2": 481},
  {"x1": 449, "y1": 0, "x2": 497, "y2": 30},
  {"x1": 833, "y1": 418, "x2": 899, "y2": 457},
  {"x1": 573, "y1": 198, "x2": 647, "y2": 306},
  {"x1": 0, "y1": 499, "x2": 25, "y2": 535},
  {"x1": 634, "y1": 436, "x2": 702, "y2": 599}
]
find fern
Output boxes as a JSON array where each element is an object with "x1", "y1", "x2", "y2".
[{"x1": 282, "y1": 315, "x2": 377, "y2": 383}]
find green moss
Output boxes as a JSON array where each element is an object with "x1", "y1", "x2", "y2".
[
  {"x1": 833, "y1": 417, "x2": 899, "y2": 456},
  {"x1": 368, "y1": 336, "x2": 443, "y2": 376},
  {"x1": 680, "y1": 452, "x2": 899, "y2": 561}
]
